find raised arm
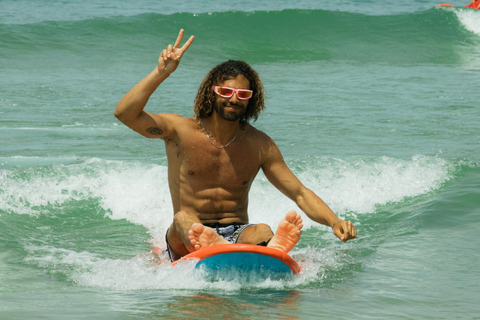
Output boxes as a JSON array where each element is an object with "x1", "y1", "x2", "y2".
[
  {"x1": 114, "y1": 29, "x2": 194, "y2": 139},
  {"x1": 261, "y1": 138, "x2": 357, "y2": 243}
]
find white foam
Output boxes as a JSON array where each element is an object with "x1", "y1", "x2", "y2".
[
  {"x1": 1, "y1": 155, "x2": 452, "y2": 232},
  {"x1": 93, "y1": 159, "x2": 173, "y2": 246},
  {"x1": 250, "y1": 155, "x2": 452, "y2": 229},
  {"x1": 23, "y1": 243, "x2": 331, "y2": 291},
  {"x1": 456, "y1": 9, "x2": 480, "y2": 35},
  {"x1": 10, "y1": 155, "x2": 452, "y2": 290},
  {"x1": 61, "y1": 122, "x2": 85, "y2": 127},
  {"x1": 0, "y1": 158, "x2": 172, "y2": 245}
]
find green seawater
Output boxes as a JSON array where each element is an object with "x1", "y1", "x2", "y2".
[{"x1": 1, "y1": 1, "x2": 480, "y2": 319}]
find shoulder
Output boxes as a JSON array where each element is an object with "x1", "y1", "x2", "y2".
[
  {"x1": 244, "y1": 124, "x2": 281, "y2": 160},
  {"x1": 244, "y1": 124, "x2": 269, "y2": 140},
  {"x1": 245, "y1": 125, "x2": 276, "y2": 146}
]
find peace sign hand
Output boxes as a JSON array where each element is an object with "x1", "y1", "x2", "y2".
[{"x1": 158, "y1": 29, "x2": 194, "y2": 75}]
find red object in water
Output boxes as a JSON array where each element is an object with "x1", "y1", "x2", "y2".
[
  {"x1": 465, "y1": 0, "x2": 480, "y2": 9},
  {"x1": 438, "y1": 1, "x2": 480, "y2": 8},
  {"x1": 153, "y1": 243, "x2": 302, "y2": 274}
]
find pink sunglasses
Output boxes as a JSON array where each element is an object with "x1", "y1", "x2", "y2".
[{"x1": 213, "y1": 86, "x2": 253, "y2": 100}]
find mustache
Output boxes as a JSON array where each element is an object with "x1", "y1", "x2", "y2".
[{"x1": 225, "y1": 102, "x2": 242, "y2": 108}]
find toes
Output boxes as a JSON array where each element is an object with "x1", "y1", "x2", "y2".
[
  {"x1": 285, "y1": 210, "x2": 297, "y2": 221},
  {"x1": 294, "y1": 216, "x2": 302, "y2": 226},
  {"x1": 284, "y1": 211, "x2": 303, "y2": 230},
  {"x1": 285, "y1": 211, "x2": 302, "y2": 226},
  {"x1": 191, "y1": 223, "x2": 204, "y2": 233}
]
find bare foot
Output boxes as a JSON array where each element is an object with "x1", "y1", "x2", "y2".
[
  {"x1": 188, "y1": 223, "x2": 230, "y2": 251},
  {"x1": 267, "y1": 211, "x2": 303, "y2": 253}
]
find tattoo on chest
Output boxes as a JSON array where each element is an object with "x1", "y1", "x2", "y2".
[{"x1": 146, "y1": 127, "x2": 163, "y2": 135}]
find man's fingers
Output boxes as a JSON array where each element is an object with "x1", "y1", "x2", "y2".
[
  {"x1": 173, "y1": 29, "x2": 185, "y2": 48},
  {"x1": 344, "y1": 222, "x2": 357, "y2": 240},
  {"x1": 173, "y1": 29, "x2": 194, "y2": 50},
  {"x1": 349, "y1": 221, "x2": 357, "y2": 239},
  {"x1": 180, "y1": 35, "x2": 195, "y2": 52},
  {"x1": 166, "y1": 44, "x2": 173, "y2": 57},
  {"x1": 168, "y1": 29, "x2": 194, "y2": 60},
  {"x1": 334, "y1": 220, "x2": 357, "y2": 242},
  {"x1": 333, "y1": 227, "x2": 343, "y2": 241},
  {"x1": 161, "y1": 49, "x2": 168, "y2": 60}
]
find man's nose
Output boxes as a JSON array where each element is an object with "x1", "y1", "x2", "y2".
[{"x1": 229, "y1": 92, "x2": 240, "y2": 102}]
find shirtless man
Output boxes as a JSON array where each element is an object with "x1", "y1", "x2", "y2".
[{"x1": 115, "y1": 29, "x2": 357, "y2": 261}]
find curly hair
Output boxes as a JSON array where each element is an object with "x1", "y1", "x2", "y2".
[{"x1": 194, "y1": 60, "x2": 265, "y2": 126}]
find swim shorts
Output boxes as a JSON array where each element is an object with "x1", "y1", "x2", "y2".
[{"x1": 165, "y1": 223, "x2": 253, "y2": 262}]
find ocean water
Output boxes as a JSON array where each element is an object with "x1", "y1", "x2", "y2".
[{"x1": 1, "y1": 0, "x2": 480, "y2": 319}]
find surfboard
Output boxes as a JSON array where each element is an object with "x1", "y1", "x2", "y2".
[
  {"x1": 155, "y1": 244, "x2": 301, "y2": 277},
  {"x1": 438, "y1": 1, "x2": 480, "y2": 9}
]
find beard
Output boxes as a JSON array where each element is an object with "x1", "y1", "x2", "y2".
[{"x1": 213, "y1": 100, "x2": 248, "y2": 122}]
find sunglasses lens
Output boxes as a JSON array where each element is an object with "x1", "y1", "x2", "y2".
[
  {"x1": 214, "y1": 86, "x2": 253, "y2": 100},
  {"x1": 237, "y1": 90, "x2": 253, "y2": 99},
  {"x1": 217, "y1": 87, "x2": 234, "y2": 97}
]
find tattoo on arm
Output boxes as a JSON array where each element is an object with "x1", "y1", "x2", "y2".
[{"x1": 146, "y1": 127, "x2": 163, "y2": 135}]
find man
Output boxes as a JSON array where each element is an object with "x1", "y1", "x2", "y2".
[{"x1": 115, "y1": 29, "x2": 357, "y2": 262}]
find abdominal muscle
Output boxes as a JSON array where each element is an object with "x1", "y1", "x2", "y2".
[
  {"x1": 173, "y1": 182, "x2": 251, "y2": 225},
  {"x1": 164, "y1": 117, "x2": 263, "y2": 225},
  {"x1": 167, "y1": 157, "x2": 255, "y2": 225}
]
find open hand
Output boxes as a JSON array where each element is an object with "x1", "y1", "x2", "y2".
[{"x1": 158, "y1": 29, "x2": 194, "y2": 75}]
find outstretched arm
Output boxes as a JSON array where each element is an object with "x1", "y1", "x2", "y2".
[
  {"x1": 114, "y1": 29, "x2": 194, "y2": 139},
  {"x1": 261, "y1": 138, "x2": 357, "y2": 243}
]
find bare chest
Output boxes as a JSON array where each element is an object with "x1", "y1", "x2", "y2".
[
  {"x1": 185, "y1": 140, "x2": 260, "y2": 187},
  {"x1": 166, "y1": 132, "x2": 261, "y2": 190}
]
